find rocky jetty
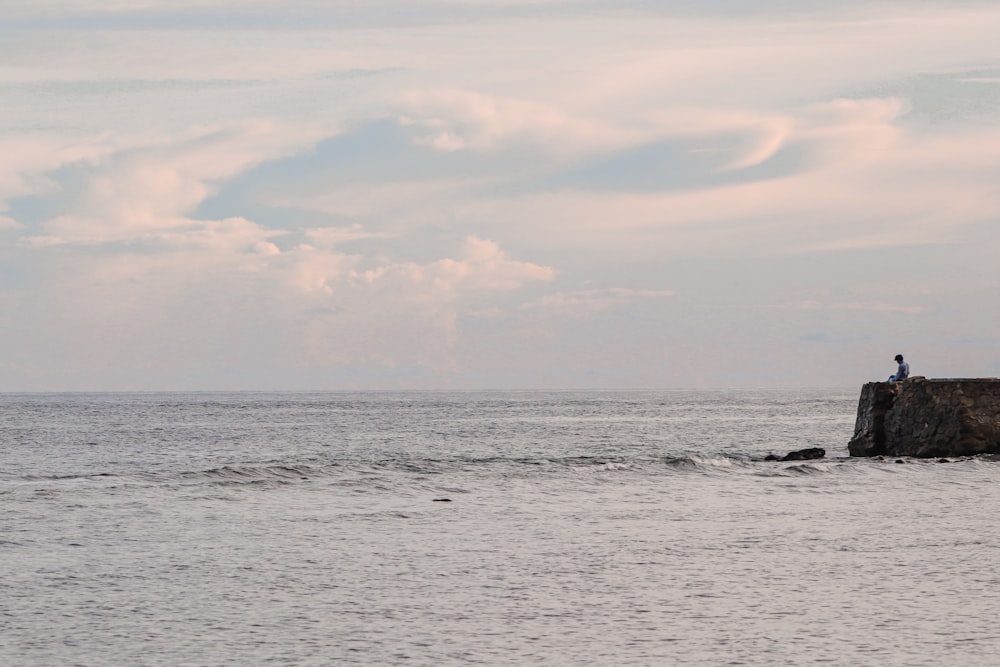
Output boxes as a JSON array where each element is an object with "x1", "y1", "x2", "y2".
[{"x1": 848, "y1": 378, "x2": 1000, "y2": 457}]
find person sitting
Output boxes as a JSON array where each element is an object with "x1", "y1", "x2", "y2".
[{"x1": 888, "y1": 354, "x2": 910, "y2": 382}]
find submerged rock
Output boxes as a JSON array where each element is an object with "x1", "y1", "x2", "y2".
[{"x1": 848, "y1": 378, "x2": 1000, "y2": 458}]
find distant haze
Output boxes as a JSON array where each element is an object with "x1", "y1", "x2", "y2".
[{"x1": 1, "y1": 1, "x2": 998, "y2": 390}]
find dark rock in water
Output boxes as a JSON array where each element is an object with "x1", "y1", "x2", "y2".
[
  {"x1": 765, "y1": 448, "x2": 825, "y2": 461},
  {"x1": 848, "y1": 378, "x2": 1000, "y2": 458},
  {"x1": 780, "y1": 447, "x2": 825, "y2": 461}
]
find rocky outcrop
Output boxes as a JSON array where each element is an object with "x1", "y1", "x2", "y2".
[{"x1": 848, "y1": 378, "x2": 1000, "y2": 457}]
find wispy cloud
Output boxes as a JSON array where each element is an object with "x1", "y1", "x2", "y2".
[
  {"x1": 526, "y1": 288, "x2": 676, "y2": 318},
  {"x1": 398, "y1": 88, "x2": 640, "y2": 154},
  {"x1": 778, "y1": 300, "x2": 926, "y2": 315},
  {"x1": 15, "y1": 121, "x2": 321, "y2": 245}
]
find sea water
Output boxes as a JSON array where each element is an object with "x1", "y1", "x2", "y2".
[{"x1": 2, "y1": 390, "x2": 1000, "y2": 666}]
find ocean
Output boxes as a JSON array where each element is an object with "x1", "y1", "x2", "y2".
[{"x1": 3, "y1": 390, "x2": 999, "y2": 666}]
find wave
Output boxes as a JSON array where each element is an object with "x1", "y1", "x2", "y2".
[{"x1": 3, "y1": 453, "x2": 998, "y2": 494}]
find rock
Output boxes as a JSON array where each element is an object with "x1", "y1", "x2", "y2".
[
  {"x1": 765, "y1": 448, "x2": 825, "y2": 461},
  {"x1": 848, "y1": 378, "x2": 1000, "y2": 457},
  {"x1": 781, "y1": 447, "x2": 825, "y2": 461}
]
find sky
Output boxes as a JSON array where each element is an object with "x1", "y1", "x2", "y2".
[{"x1": 1, "y1": 0, "x2": 999, "y2": 391}]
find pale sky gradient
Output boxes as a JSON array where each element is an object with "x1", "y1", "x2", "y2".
[{"x1": 1, "y1": 0, "x2": 998, "y2": 390}]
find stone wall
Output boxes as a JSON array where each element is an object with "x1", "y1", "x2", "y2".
[{"x1": 848, "y1": 378, "x2": 1000, "y2": 457}]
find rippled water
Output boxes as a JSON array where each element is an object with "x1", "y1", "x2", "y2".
[{"x1": 3, "y1": 390, "x2": 1000, "y2": 666}]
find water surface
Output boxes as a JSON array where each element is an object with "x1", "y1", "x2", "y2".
[{"x1": 2, "y1": 390, "x2": 998, "y2": 665}]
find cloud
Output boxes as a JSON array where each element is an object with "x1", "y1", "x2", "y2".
[
  {"x1": 446, "y1": 92, "x2": 1000, "y2": 261},
  {"x1": 422, "y1": 236, "x2": 555, "y2": 291},
  {"x1": 266, "y1": 175, "x2": 494, "y2": 230},
  {"x1": 236, "y1": 92, "x2": 925, "y2": 264},
  {"x1": 303, "y1": 225, "x2": 392, "y2": 249},
  {"x1": 0, "y1": 136, "x2": 114, "y2": 206},
  {"x1": 778, "y1": 300, "x2": 926, "y2": 315},
  {"x1": 14, "y1": 120, "x2": 322, "y2": 246},
  {"x1": 398, "y1": 88, "x2": 642, "y2": 155},
  {"x1": 1, "y1": 108, "x2": 558, "y2": 382},
  {"x1": 8, "y1": 230, "x2": 554, "y2": 377},
  {"x1": 526, "y1": 288, "x2": 676, "y2": 318},
  {"x1": 278, "y1": 236, "x2": 552, "y2": 367},
  {"x1": 0, "y1": 214, "x2": 23, "y2": 230}
]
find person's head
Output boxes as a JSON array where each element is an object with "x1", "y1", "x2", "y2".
[{"x1": 894, "y1": 354, "x2": 904, "y2": 362}]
